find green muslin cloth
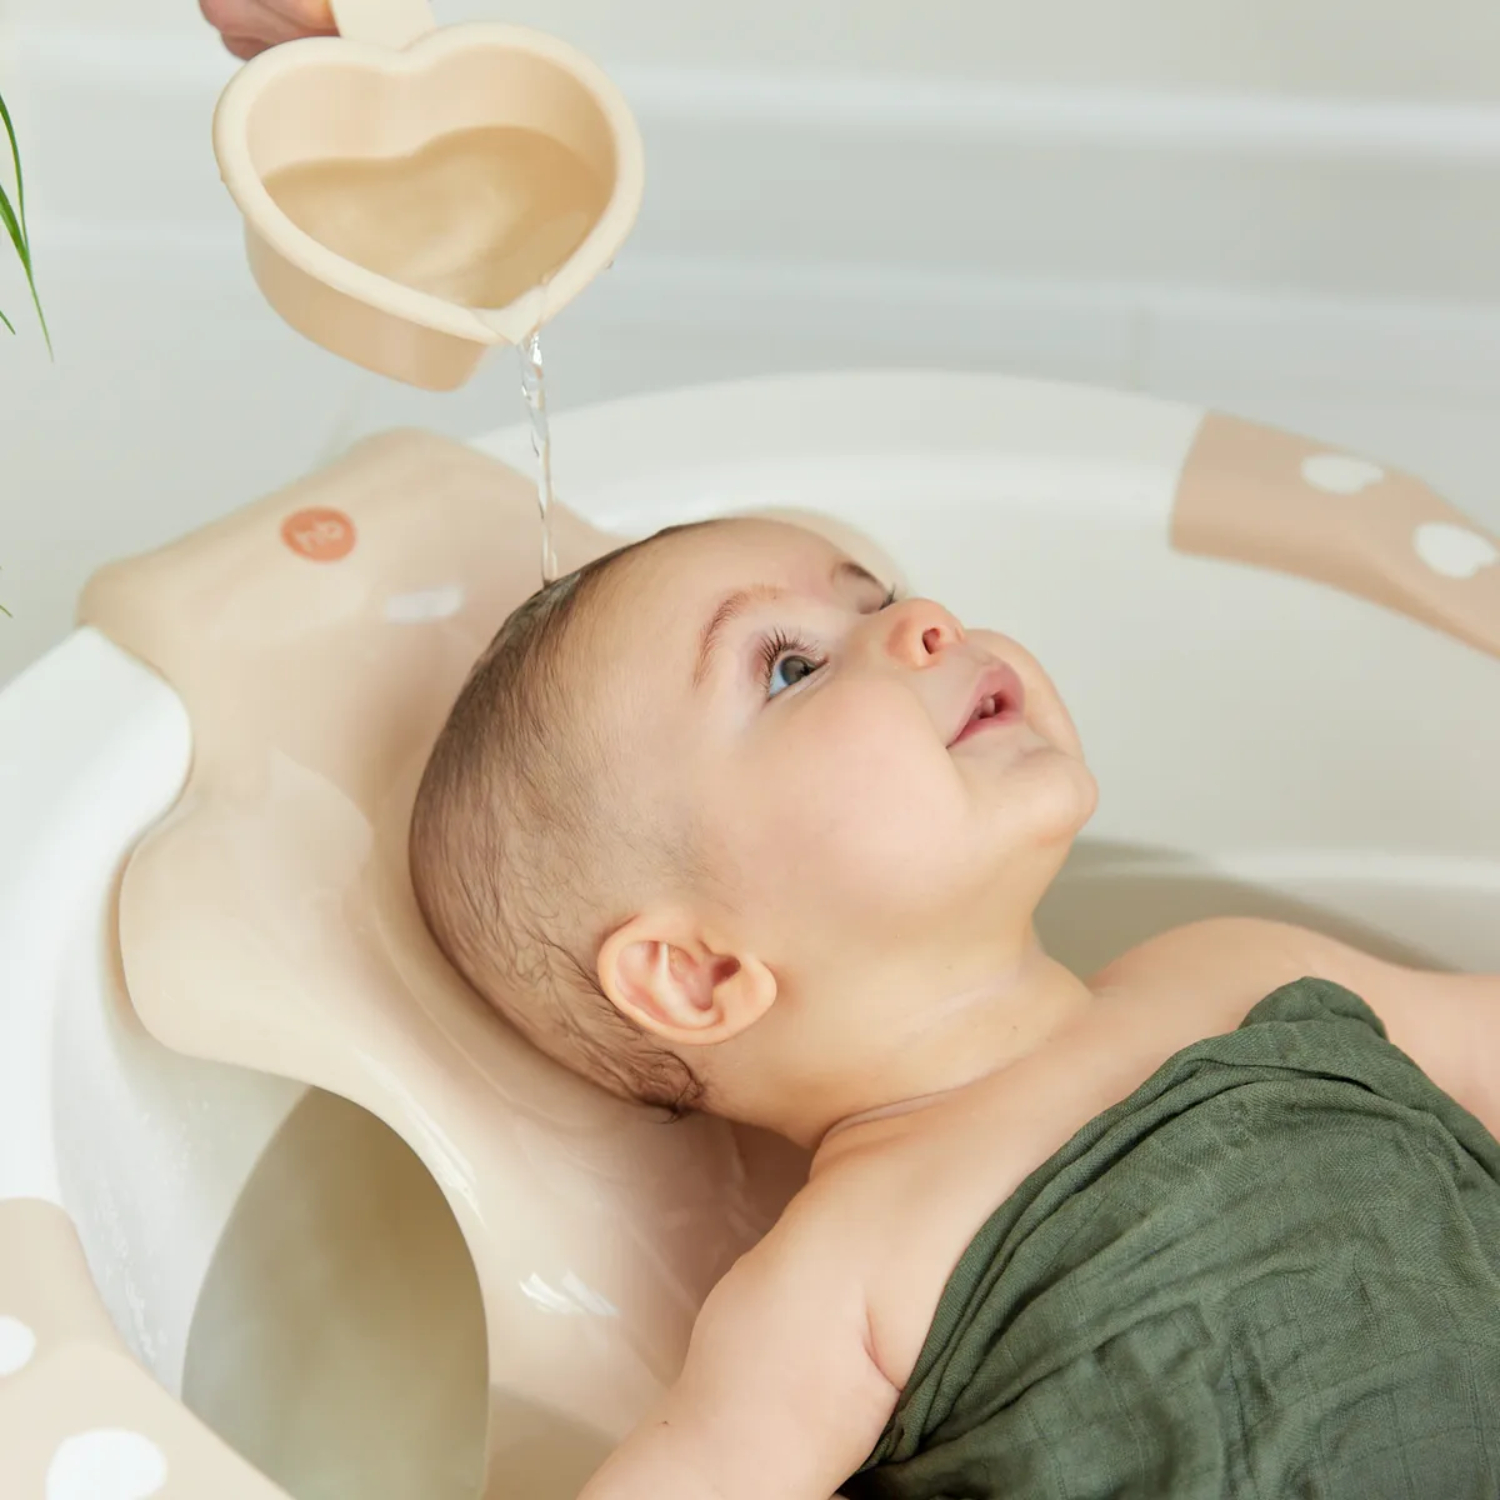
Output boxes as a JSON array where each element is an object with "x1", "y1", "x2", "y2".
[{"x1": 846, "y1": 978, "x2": 1500, "y2": 1499}]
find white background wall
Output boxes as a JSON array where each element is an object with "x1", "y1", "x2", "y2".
[
  {"x1": 25, "y1": 0, "x2": 1500, "y2": 95},
  {"x1": 3, "y1": 0, "x2": 1500, "y2": 678}
]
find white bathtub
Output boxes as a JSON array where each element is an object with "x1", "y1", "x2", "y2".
[{"x1": 1, "y1": 370, "x2": 1497, "y2": 1499}]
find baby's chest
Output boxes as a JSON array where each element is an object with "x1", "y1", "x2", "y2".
[{"x1": 862, "y1": 1001, "x2": 1250, "y2": 1389}]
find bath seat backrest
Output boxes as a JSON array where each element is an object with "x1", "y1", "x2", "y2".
[{"x1": 78, "y1": 430, "x2": 810, "y2": 1479}]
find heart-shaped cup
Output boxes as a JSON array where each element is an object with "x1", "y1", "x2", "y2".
[{"x1": 213, "y1": 0, "x2": 644, "y2": 389}]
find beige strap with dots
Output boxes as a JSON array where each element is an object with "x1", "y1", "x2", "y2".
[
  {"x1": 1172, "y1": 411, "x2": 1500, "y2": 662},
  {"x1": 0, "y1": 1199, "x2": 292, "y2": 1498}
]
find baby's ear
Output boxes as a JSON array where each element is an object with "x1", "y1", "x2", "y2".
[{"x1": 597, "y1": 914, "x2": 776, "y2": 1047}]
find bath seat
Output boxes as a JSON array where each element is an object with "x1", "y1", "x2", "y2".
[{"x1": 1, "y1": 370, "x2": 1496, "y2": 1500}]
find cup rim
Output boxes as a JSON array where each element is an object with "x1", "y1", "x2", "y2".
[{"x1": 212, "y1": 22, "x2": 646, "y2": 345}]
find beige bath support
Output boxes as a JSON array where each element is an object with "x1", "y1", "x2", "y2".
[
  {"x1": 0, "y1": 1200, "x2": 289, "y2": 1497},
  {"x1": 213, "y1": 0, "x2": 645, "y2": 389},
  {"x1": 73, "y1": 432, "x2": 810, "y2": 1500}
]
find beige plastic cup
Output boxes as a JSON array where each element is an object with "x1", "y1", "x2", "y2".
[{"x1": 212, "y1": 0, "x2": 645, "y2": 390}]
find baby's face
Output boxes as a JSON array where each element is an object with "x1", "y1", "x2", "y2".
[{"x1": 589, "y1": 519, "x2": 1097, "y2": 975}]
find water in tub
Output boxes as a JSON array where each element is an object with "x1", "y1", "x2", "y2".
[{"x1": 265, "y1": 125, "x2": 606, "y2": 585}]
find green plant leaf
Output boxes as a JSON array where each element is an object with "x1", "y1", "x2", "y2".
[
  {"x1": 0, "y1": 179, "x2": 20, "y2": 334},
  {"x1": 0, "y1": 86, "x2": 51, "y2": 353},
  {"x1": 0, "y1": 179, "x2": 27, "y2": 261}
]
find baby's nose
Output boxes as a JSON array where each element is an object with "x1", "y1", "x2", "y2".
[{"x1": 881, "y1": 598, "x2": 965, "y2": 667}]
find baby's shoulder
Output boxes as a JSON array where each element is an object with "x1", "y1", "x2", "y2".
[
  {"x1": 750, "y1": 1137, "x2": 988, "y2": 1388},
  {"x1": 689, "y1": 1163, "x2": 900, "y2": 1400},
  {"x1": 1097, "y1": 915, "x2": 1500, "y2": 1138},
  {"x1": 723, "y1": 1145, "x2": 930, "y2": 1340},
  {"x1": 739, "y1": 1153, "x2": 895, "y2": 1299},
  {"x1": 1090, "y1": 915, "x2": 1364, "y2": 1021}
]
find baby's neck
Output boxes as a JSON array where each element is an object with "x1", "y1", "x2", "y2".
[{"x1": 788, "y1": 937, "x2": 1099, "y2": 1154}]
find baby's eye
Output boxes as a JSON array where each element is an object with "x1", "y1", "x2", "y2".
[{"x1": 768, "y1": 652, "x2": 823, "y2": 697}]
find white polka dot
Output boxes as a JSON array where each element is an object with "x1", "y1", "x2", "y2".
[
  {"x1": 1413, "y1": 522, "x2": 1499, "y2": 580},
  {"x1": 1300, "y1": 453, "x2": 1386, "y2": 495},
  {"x1": 383, "y1": 583, "x2": 465, "y2": 623},
  {"x1": 46, "y1": 1430, "x2": 168, "y2": 1500},
  {"x1": 0, "y1": 1315, "x2": 36, "y2": 1376}
]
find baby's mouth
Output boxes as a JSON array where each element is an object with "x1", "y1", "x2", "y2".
[{"x1": 950, "y1": 663, "x2": 1027, "y2": 746}]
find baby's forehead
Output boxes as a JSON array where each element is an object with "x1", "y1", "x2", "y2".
[{"x1": 618, "y1": 518, "x2": 853, "y2": 604}]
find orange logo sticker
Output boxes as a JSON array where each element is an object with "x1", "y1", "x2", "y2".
[{"x1": 281, "y1": 507, "x2": 356, "y2": 563}]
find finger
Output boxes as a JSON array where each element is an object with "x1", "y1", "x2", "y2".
[
  {"x1": 200, "y1": 0, "x2": 255, "y2": 35},
  {"x1": 202, "y1": 0, "x2": 336, "y2": 45},
  {"x1": 221, "y1": 33, "x2": 270, "y2": 59},
  {"x1": 262, "y1": 0, "x2": 338, "y2": 32},
  {"x1": 230, "y1": 10, "x2": 336, "y2": 47}
]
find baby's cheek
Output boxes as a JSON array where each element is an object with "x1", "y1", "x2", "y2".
[{"x1": 757, "y1": 719, "x2": 962, "y2": 884}]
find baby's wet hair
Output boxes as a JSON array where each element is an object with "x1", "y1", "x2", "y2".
[{"x1": 410, "y1": 527, "x2": 709, "y2": 1117}]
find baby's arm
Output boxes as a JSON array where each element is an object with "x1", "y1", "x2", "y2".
[{"x1": 579, "y1": 1220, "x2": 898, "y2": 1500}]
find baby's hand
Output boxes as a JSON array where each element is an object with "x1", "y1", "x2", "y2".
[{"x1": 200, "y1": 0, "x2": 337, "y2": 59}]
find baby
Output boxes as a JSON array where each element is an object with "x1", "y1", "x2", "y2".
[{"x1": 411, "y1": 516, "x2": 1500, "y2": 1499}]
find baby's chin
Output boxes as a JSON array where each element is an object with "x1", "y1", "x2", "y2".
[
  {"x1": 979, "y1": 742, "x2": 1099, "y2": 848},
  {"x1": 1067, "y1": 757, "x2": 1101, "y2": 826}
]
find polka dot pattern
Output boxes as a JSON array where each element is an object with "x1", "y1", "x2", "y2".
[
  {"x1": 1300, "y1": 453, "x2": 1386, "y2": 495},
  {"x1": 1414, "y1": 522, "x2": 1499, "y2": 579},
  {"x1": 0, "y1": 1315, "x2": 36, "y2": 1377},
  {"x1": 46, "y1": 1429, "x2": 168, "y2": 1500}
]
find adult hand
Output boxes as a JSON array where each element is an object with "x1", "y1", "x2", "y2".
[{"x1": 200, "y1": 0, "x2": 338, "y2": 60}]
